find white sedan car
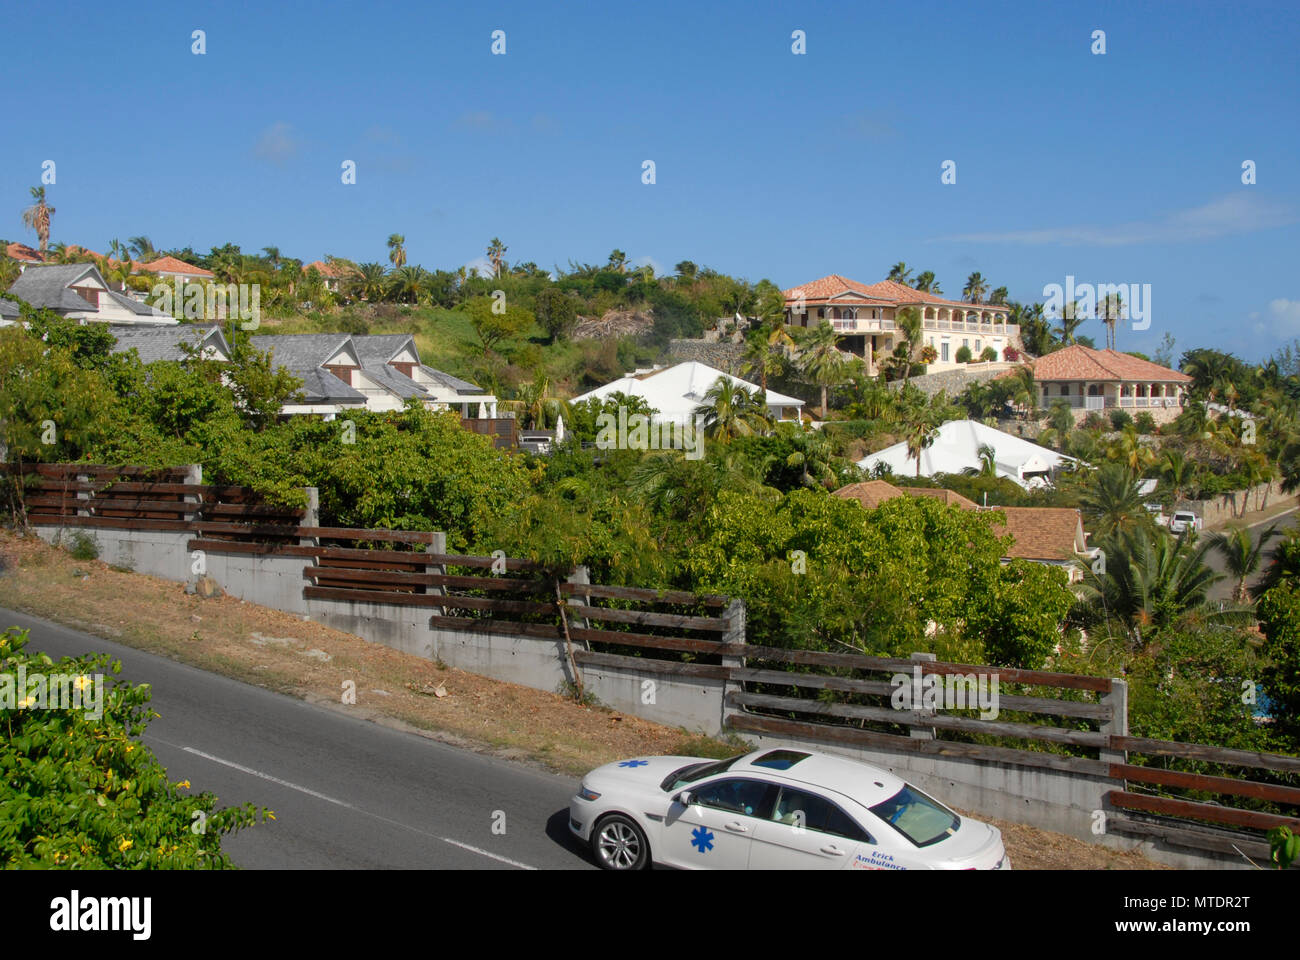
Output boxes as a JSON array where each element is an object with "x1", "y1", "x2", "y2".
[{"x1": 569, "y1": 747, "x2": 1010, "y2": 870}]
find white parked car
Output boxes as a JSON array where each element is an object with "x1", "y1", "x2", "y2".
[
  {"x1": 570, "y1": 747, "x2": 1010, "y2": 870},
  {"x1": 1169, "y1": 511, "x2": 1201, "y2": 534}
]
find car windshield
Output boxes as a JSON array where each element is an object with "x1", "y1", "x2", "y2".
[
  {"x1": 869, "y1": 785, "x2": 960, "y2": 847},
  {"x1": 660, "y1": 755, "x2": 742, "y2": 792}
]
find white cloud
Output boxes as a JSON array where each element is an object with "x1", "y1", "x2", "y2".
[
  {"x1": 463, "y1": 256, "x2": 495, "y2": 278},
  {"x1": 934, "y1": 193, "x2": 1296, "y2": 246},
  {"x1": 253, "y1": 122, "x2": 301, "y2": 166},
  {"x1": 1265, "y1": 298, "x2": 1300, "y2": 336},
  {"x1": 630, "y1": 255, "x2": 665, "y2": 276}
]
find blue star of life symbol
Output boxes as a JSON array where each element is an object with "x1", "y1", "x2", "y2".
[
  {"x1": 618, "y1": 759, "x2": 649, "y2": 767},
  {"x1": 690, "y1": 826, "x2": 714, "y2": 853}
]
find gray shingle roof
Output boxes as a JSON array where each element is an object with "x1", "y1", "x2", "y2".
[
  {"x1": 351, "y1": 334, "x2": 414, "y2": 365},
  {"x1": 109, "y1": 324, "x2": 230, "y2": 363},
  {"x1": 418, "y1": 364, "x2": 482, "y2": 394},
  {"x1": 249, "y1": 334, "x2": 365, "y2": 403},
  {"x1": 7, "y1": 263, "x2": 101, "y2": 313},
  {"x1": 0, "y1": 297, "x2": 19, "y2": 319},
  {"x1": 105, "y1": 289, "x2": 169, "y2": 317}
]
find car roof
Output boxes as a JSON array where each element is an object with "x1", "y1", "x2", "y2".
[{"x1": 732, "y1": 748, "x2": 907, "y2": 808}]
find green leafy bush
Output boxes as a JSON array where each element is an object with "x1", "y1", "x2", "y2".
[{"x1": 0, "y1": 627, "x2": 272, "y2": 867}]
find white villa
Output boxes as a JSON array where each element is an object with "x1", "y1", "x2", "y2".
[
  {"x1": 858, "y1": 419, "x2": 1075, "y2": 488},
  {"x1": 2, "y1": 263, "x2": 175, "y2": 326},
  {"x1": 573, "y1": 360, "x2": 805, "y2": 424},
  {"x1": 1026, "y1": 345, "x2": 1192, "y2": 424},
  {"x1": 784, "y1": 275, "x2": 1017, "y2": 374}
]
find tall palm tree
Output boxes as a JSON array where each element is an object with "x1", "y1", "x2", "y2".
[
  {"x1": 989, "y1": 286, "x2": 1009, "y2": 306},
  {"x1": 21, "y1": 186, "x2": 55, "y2": 254},
  {"x1": 508, "y1": 375, "x2": 570, "y2": 430},
  {"x1": 893, "y1": 306, "x2": 924, "y2": 388},
  {"x1": 1017, "y1": 302, "x2": 1052, "y2": 355},
  {"x1": 1053, "y1": 311, "x2": 1086, "y2": 346},
  {"x1": 1047, "y1": 399, "x2": 1075, "y2": 440},
  {"x1": 1205, "y1": 523, "x2": 1282, "y2": 603},
  {"x1": 1080, "y1": 527, "x2": 1228, "y2": 638},
  {"x1": 798, "y1": 320, "x2": 847, "y2": 418},
  {"x1": 607, "y1": 249, "x2": 628, "y2": 274},
  {"x1": 262, "y1": 246, "x2": 282, "y2": 268},
  {"x1": 387, "y1": 234, "x2": 407, "y2": 269},
  {"x1": 1099, "y1": 290, "x2": 1124, "y2": 350},
  {"x1": 904, "y1": 414, "x2": 940, "y2": 478},
  {"x1": 486, "y1": 237, "x2": 508, "y2": 277},
  {"x1": 388, "y1": 265, "x2": 431, "y2": 304},
  {"x1": 1079, "y1": 464, "x2": 1152, "y2": 538},
  {"x1": 888, "y1": 262, "x2": 914, "y2": 285},
  {"x1": 741, "y1": 331, "x2": 785, "y2": 395},
  {"x1": 783, "y1": 426, "x2": 840, "y2": 488},
  {"x1": 1106, "y1": 425, "x2": 1155, "y2": 474},
  {"x1": 1005, "y1": 363, "x2": 1040, "y2": 418},
  {"x1": 963, "y1": 272, "x2": 988, "y2": 304},
  {"x1": 696, "y1": 378, "x2": 772, "y2": 442},
  {"x1": 106, "y1": 238, "x2": 129, "y2": 263}
]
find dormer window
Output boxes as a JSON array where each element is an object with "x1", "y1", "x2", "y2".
[{"x1": 71, "y1": 286, "x2": 100, "y2": 307}]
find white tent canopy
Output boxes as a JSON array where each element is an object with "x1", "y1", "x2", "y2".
[
  {"x1": 858, "y1": 419, "x2": 1076, "y2": 487},
  {"x1": 572, "y1": 361, "x2": 805, "y2": 425}
]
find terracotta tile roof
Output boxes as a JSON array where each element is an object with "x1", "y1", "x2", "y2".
[
  {"x1": 136, "y1": 256, "x2": 214, "y2": 278},
  {"x1": 985, "y1": 507, "x2": 1084, "y2": 562},
  {"x1": 904, "y1": 487, "x2": 979, "y2": 510},
  {"x1": 304, "y1": 260, "x2": 355, "y2": 279},
  {"x1": 1030, "y1": 344, "x2": 1190, "y2": 383},
  {"x1": 832, "y1": 480, "x2": 904, "y2": 509},
  {"x1": 5, "y1": 242, "x2": 44, "y2": 262},
  {"x1": 783, "y1": 274, "x2": 1006, "y2": 313}
]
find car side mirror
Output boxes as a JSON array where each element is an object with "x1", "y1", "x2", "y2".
[{"x1": 674, "y1": 790, "x2": 692, "y2": 806}]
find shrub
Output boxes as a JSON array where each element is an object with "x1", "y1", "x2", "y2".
[
  {"x1": 979, "y1": 346, "x2": 998, "y2": 363},
  {"x1": 67, "y1": 531, "x2": 99, "y2": 561},
  {"x1": 955, "y1": 345, "x2": 973, "y2": 364},
  {"x1": 1082, "y1": 412, "x2": 1108, "y2": 432},
  {"x1": 1134, "y1": 411, "x2": 1157, "y2": 434},
  {"x1": 1003, "y1": 346, "x2": 1019, "y2": 362},
  {"x1": 1109, "y1": 409, "x2": 1134, "y2": 431}
]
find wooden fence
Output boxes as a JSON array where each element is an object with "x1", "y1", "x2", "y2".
[{"x1": 8, "y1": 461, "x2": 1299, "y2": 861}]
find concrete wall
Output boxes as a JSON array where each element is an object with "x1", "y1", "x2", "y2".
[{"x1": 1188, "y1": 479, "x2": 1295, "y2": 528}]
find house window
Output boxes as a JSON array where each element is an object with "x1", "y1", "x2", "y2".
[
  {"x1": 390, "y1": 361, "x2": 416, "y2": 378},
  {"x1": 1061, "y1": 384, "x2": 1070, "y2": 396},
  {"x1": 976, "y1": 340, "x2": 982, "y2": 352},
  {"x1": 940, "y1": 342, "x2": 949, "y2": 362},
  {"x1": 962, "y1": 339, "x2": 969, "y2": 348},
  {"x1": 71, "y1": 286, "x2": 99, "y2": 307},
  {"x1": 323, "y1": 364, "x2": 354, "y2": 386}
]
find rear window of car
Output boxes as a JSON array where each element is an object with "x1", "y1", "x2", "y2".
[{"x1": 869, "y1": 785, "x2": 960, "y2": 847}]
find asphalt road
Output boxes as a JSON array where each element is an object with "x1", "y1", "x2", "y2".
[
  {"x1": 1204, "y1": 506, "x2": 1298, "y2": 602},
  {"x1": 1, "y1": 607, "x2": 595, "y2": 870}
]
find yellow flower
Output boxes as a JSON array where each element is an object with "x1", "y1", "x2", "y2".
[
  {"x1": 74, "y1": 675, "x2": 91, "y2": 692},
  {"x1": 17, "y1": 696, "x2": 33, "y2": 709},
  {"x1": 125, "y1": 744, "x2": 134, "y2": 753},
  {"x1": 117, "y1": 838, "x2": 133, "y2": 852},
  {"x1": 267, "y1": 813, "x2": 276, "y2": 821},
  {"x1": 177, "y1": 780, "x2": 191, "y2": 789}
]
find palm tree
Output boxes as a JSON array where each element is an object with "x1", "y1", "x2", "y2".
[
  {"x1": 1205, "y1": 523, "x2": 1282, "y2": 603},
  {"x1": 989, "y1": 286, "x2": 1009, "y2": 306},
  {"x1": 349, "y1": 262, "x2": 388, "y2": 301},
  {"x1": 962, "y1": 443, "x2": 998, "y2": 478},
  {"x1": 1079, "y1": 464, "x2": 1152, "y2": 538},
  {"x1": 1080, "y1": 527, "x2": 1228, "y2": 638},
  {"x1": 387, "y1": 234, "x2": 406, "y2": 269},
  {"x1": 893, "y1": 306, "x2": 924, "y2": 388},
  {"x1": 388, "y1": 265, "x2": 431, "y2": 304},
  {"x1": 888, "y1": 262, "x2": 914, "y2": 285},
  {"x1": 1099, "y1": 290, "x2": 1124, "y2": 350},
  {"x1": 262, "y1": 246, "x2": 282, "y2": 268},
  {"x1": 607, "y1": 249, "x2": 628, "y2": 274},
  {"x1": 783, "y1": 426, "x2": 840, "y2": 488},
  {"x1": 798, "y1": 320, "x2": 847, "y2": 418},
  {"x1": 1047, "y1": 399, "x2": 1075, "y2": 440},
  {"x1": 1005, "y1": 363, "x2": 1040, "y2": 419},
  {"x1": 128, "y1": 236, "x2": 157, "y2": 261},
  {"x1": 963, "y1": 272, "x2": 988, "y2": 304},
  {"x1": 1158, "y1": 448, "x2": 1196, "y2": 505},
  {"x1": 21, "y1": 186, "x2": 55, "y2": 255},
  {"x1": 107, "y1": 238, "x2": 129, "y2": 263},
  {"x1": 904, "y1": 414, "x2": 940, "y2": 478},
  {"x1": 508, "y1": 375, "x2": 570, "y2": 430},
  {"x1": 486, "y1": 237, "x2": 508, "y2": 277},
  {"x1": 696, "y1": 378, "x2": 772, "y2": 442},
  {"x1": 1017, "y1": 302, "x2": 1052, "y2": 356},
  {"x1": 1053, "y1": 311, "x2": 1086, "y2": 345},
  {"x1": 741, "y1": 331, "x2": 785, "y2": 395},
  {"x1": 913, "y1": 271, "x2": 941, "y2": 294},
  {"x1": 1106, "y1": 425, "x2": 1155, "y2": 474}
]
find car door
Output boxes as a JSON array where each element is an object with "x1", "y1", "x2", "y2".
[
  {"x1": 659, "y1": 777, "x2": 775, "y2": 869},
  {"x1": 749, "y1": 785, "x2": 870, "y2": 870}
]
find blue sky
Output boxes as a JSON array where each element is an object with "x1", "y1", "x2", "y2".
[{"x1": 5, "y1": 0, "x2": 1298, "y2": 360}]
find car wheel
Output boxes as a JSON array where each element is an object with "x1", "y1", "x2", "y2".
[{"x1": 592, "y1": 814, "x2": 649, "y2": 870}]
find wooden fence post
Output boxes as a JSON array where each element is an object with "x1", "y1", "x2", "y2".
[
  {"x1": 720, "y1": 599, "x2": 747, "y2": 731},
  {"x1": 1100, "y1": 678, "x2": 1128, "y2": 768},
  {"x1": 566, "y1": 565, "x2": 591, "y2": 640},
  {"x1": 429, "y1": 531, "x2": 446, "y2": 597},
  {"x1": 183, "y1": 463, "x2": 202, "y2": 525},
  {"x1": 299, "y1": 487, "x2": 319, "y2": 548},
  {"x1": 910, "y1": 652, "x2": 937, "y2": 741}
]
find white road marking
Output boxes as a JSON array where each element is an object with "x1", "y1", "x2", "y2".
[
  {"x1": 183, "y1": 746, "x2": 358, "y2": 809},
  {"x1": 440, "y1": 838, "x2": 537, "y2": 870},
  {"x1": 176, "y1": 744, "x2": 538, "y2": 870}
]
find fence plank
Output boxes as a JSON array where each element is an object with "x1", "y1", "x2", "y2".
[
  {"x1": 727, "y1": 713, "x2": 1110, "y2": 777},
  {"x1": 574, "y1": 649, "x2": 730, "y2": 679},
  {"x1": 570, "y1": 626, "x2": 730, "y2": 656},
  {"x1": 1106, "y1": 791, "x2": 1300, "y2": 832},
  {"x1": 1109, "y1": 763, "x2": 1300, "y2": 806},
  {"x1": 428, "y1": 615, "x2": 564, "y2": 640},
  {"x1": 556, "y1": 581, "x2": 730, "y2": 607},
  {"x1": 1112, "y1": 737, "x2": 1300, "y2": 775},
  {"x1": 564, "y1": 603, "x2": 729, "y2": 632}
]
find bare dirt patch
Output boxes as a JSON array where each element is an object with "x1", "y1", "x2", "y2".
[{"x1": 0, "y1": 529, "x2": 1165, "y2": 869}]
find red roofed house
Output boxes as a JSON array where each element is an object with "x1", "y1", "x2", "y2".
[
  {"x1": 1028, "y1": 344, "x2": 1191, "y2": 424},
  {"x1": 783, "y1": 275, "x2": 1017, "y2": 375},
  {"x1": 5, "y1": 242, "x2": 45, "y2": 263},
  {"x1": 134, "y1": 256, "x2": 215, "y2": 282},
  {"x1": 303, "y1": 260, "x2": 355, "y2": 294}
]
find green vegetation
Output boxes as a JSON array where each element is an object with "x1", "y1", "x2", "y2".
[{"x1": 0, "y1": 627, "x2": 272, "y2": 867}]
